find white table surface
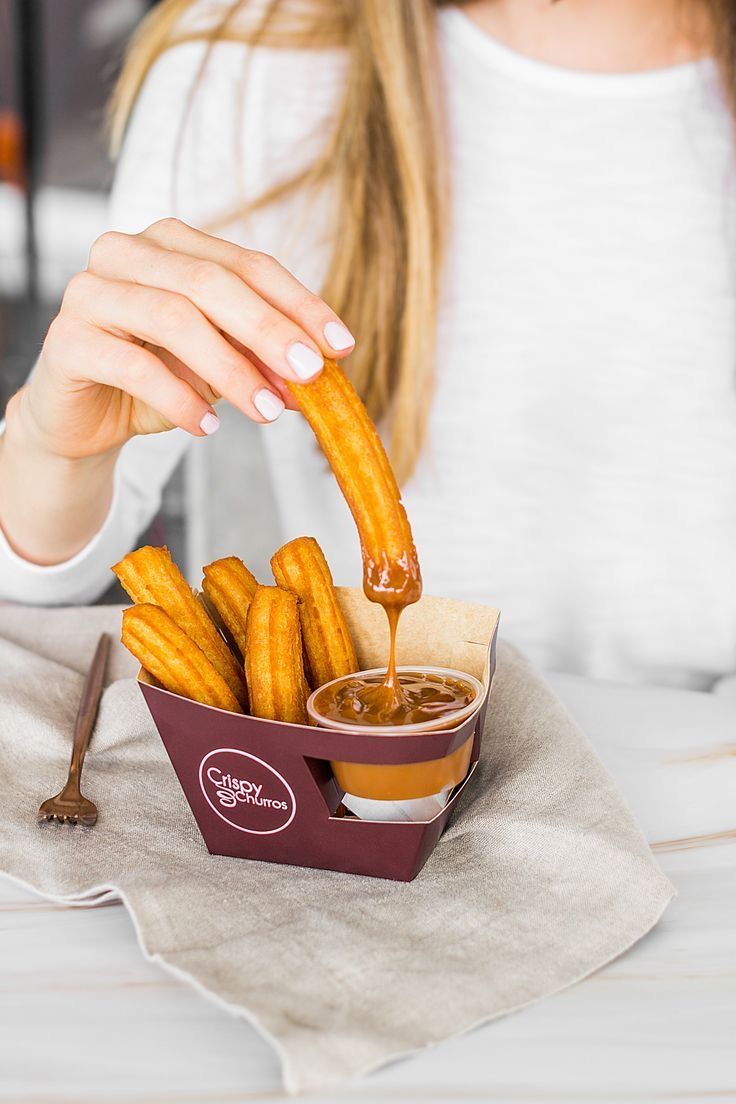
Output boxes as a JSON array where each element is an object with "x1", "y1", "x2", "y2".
[{"x1": 2, "y1": 672, "x2": 734, "y2": 1104}]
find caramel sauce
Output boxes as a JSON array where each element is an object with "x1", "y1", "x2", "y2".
[
  {"x1": 362, "y1": 549, "x2": 423, "y2": 612},
  {"x1": 313, "y1": 671, "x2": 476, "y2": 728},
  {"x1": 362, "y1": 548, "x2": 422, "y2": 711}
]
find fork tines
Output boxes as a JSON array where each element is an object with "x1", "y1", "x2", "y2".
[{"x1": 37, "y1": 801, "x2": 98, "y2": 827}]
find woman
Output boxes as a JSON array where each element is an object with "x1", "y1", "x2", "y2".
[{"x1": 0, "y1": 0, "x2": 733, "y2": 689}]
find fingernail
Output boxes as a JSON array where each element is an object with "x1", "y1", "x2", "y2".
[
  {"x1": 199, "y1": 411, "x2": 220, "y2": 435},
  {"x1": 254, "y1": 388, "x2": 285, "y2": 422},
  {"x1": 323, "y1": 321, "x2": 355, "y2": 351},
  {"x1": 286, "y1": 341, "x2": 324, "y2": 380}
]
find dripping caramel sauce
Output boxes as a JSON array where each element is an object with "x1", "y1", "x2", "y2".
[
  {"x1": 352, "y1": 605, "x2": 405, "y2": 720},
  {"x1": 313, "y1": 533, "x2": 478, "y2": 728},
  {"x1": 363, "y1": 549, "x2": 422, "y2": 687}
]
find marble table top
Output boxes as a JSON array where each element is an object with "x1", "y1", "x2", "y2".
[{"x1": 2, "y1": 671, "x2": 734, "y2": 1103}]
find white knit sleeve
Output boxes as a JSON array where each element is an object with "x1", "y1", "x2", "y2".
[{"x1": 0, "y1": 428, "x2": 191, "y2": 606}]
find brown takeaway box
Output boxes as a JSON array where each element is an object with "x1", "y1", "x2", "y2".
[{"x1": 137, "y1": 590, "x2": 500, "y2": 881}]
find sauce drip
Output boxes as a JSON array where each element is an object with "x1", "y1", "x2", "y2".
[
  {"x1": 384, "y1": 605, "x2": 401, "y2": 689},
  {"x1": 361, "y1": 548, "x2": 422, "y2": 712},
  {"x1": 313, "y1": 671, "x2": 476, "y2": 728}
]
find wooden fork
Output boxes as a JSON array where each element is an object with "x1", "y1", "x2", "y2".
[{"x1": 38, "y1": 632, "x2": 110, "y2": 827}]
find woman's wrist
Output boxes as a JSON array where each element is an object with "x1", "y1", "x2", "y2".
[{"x1": 0, "y1": 387, "x2": 120, "y2": 566}]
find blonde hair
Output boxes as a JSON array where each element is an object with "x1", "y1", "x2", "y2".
[{"x1": 110, "y1": 0, "x2": 450, "y2": 483}]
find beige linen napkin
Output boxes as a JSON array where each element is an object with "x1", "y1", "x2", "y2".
[{"x1": 0, "y1": 606, "x2": 673, "y2": 1094}]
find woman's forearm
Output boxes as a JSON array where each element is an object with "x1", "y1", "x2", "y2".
[
  {"x1": 0, "y1": 219, "x2": 355, "y2": 576},
  {"x1": 0, "y1": 388, "x2": 118, "y2": 567}
]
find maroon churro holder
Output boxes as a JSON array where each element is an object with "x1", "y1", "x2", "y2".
[{"x1": 137, "y1": 594, "x2": 499, "y2": 882}]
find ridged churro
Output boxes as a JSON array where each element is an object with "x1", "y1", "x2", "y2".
[
  {"x1": 271, "y1": 536, "x2": 358, "y2": 688},
  {"x1": 244, "y1": 586, "x2": 309, "y2": 724},
  {"x1": 201, "y1": 555, "x2": 258, "y2": 661},
  {"x1": 113, "y1": 545, "x2": 247, "y2": 707},
  {"x1": 288, "y1": 359, "x2": 422, "y2": 612},
  {"x1": 122, "y1": 604, "x2": 243, "y2": 713}
]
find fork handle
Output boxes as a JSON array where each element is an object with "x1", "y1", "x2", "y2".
[{"x1": 68, "y1": 633, "x2": 111, "y2": 783}]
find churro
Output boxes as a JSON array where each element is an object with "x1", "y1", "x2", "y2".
[
  {"x1": 113, "y1": 545, "x2": 247, "y2": 707},
  {"x1": 122, "y1": 604, "x2": 243, "y2": 713},
  {"x1": 288, "y1": 359, "x2": 422, "y2": 612},
  {"x1": 289, "y1": 359, "x2": 422, "y2": 696},
  {"x1": 244, "y1": 586, "x2": 309, "y2": 724},
  {"x1": 202, "y1": 555, "x2": 258, "y2": 660},
  {"x1": 271, "y1": 536, "x2": 358, "y2": 688}
]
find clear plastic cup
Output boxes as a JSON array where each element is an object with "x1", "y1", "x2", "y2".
[{"x1": 307, "y1": 665, "x2": 484, "y2": 802}]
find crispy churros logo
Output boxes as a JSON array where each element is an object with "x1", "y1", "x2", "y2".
[{"x1": 199, "y1": 749, "x2": 296, "y2": 835}]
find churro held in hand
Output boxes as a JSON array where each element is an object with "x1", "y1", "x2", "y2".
[
  {"x1": 288, "y1": 359, "x2": 421, "y2": 616},
  {"x1": 289, "y1": 359, "x2": 421, "y2": 701}
]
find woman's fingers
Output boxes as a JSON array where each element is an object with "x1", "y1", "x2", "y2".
[
  {"x1": 147, "y1": 345, "x2": 220, "y2": 408},
  {"x1": 142, "y1": 219, "x2": 356, "y2": 357},
  {"x1": 225, "y1": 338, "x2": 300, "y2": 412},
  {"x1": 87, "y1": 220, "x2": 354, "y2": 387},
  {"x1": 88, "y1": 229, "x2": 323, "y2": 385},
  {"x1": 63, "y1": 272, "x2": 287, "y2": 424},
  {"x1": 50, "y1": 316, "x2": 219, "y2": 438}
]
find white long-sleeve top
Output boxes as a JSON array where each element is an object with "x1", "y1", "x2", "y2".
[{"x1": 2, "y1": 5, "x2": 736, "y2": 690}]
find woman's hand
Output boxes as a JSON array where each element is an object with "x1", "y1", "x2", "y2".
[
  {"x1": 0, "y1": 219, "x2": 355, "y2": 567},
  {"x1": 18, "y1": 217, "x2": 355, "y2": 460}
]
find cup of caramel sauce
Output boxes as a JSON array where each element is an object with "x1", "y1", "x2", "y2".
[{"x1": 307, "y1": 666, "x2": 484, "y2": 802}]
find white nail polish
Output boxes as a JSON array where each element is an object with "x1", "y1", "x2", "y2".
[
  {"x1": 286, "y1": 341, "x2": 324, "y2": 380},
  {"x1": 200, "y1": 411, "x2": 220, "y2": 435},
  {"x1": 324, "y1": 321, "x2": 355, "y2": 351},
  {"x1": 254, "y1": 388, "x2": 285, "y2": 422}
]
